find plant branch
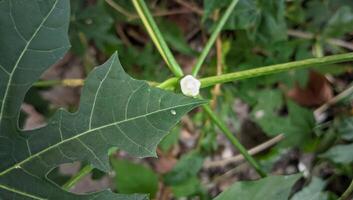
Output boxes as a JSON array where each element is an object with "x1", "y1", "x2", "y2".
[
  {"x1": 33, "y1": 79, "x2": 84, "y2": 88},
  {"x1": 287, "y1": 29, "x2": 353, "y2": 51},
  {"x1": 174, "y1": 0, "x2": 203, "y2": 16},
  {"x1": 132, "y1": 0, "x2": 184, "y2": 77},
  {"x1": 204, "y1": 134, "x2": 284, "y2": 168},
  {"x1": 62, "y1": 165, "x2": 93, "y2": 190},
  {"x1": 105, "y1": 0, "x2": 136, "y2": 19},
  {"x1": 202, "y1": 104, "x2": 267, "y2": 177},
  {"x1": 191, "y1": 0, "x2": 239, "y2": 76},
  {"x1": 200, "y1": 52, "x2": 353, "y2": 88},
  {"x1": 157, "y1": 77, "x2": 179, "y2": 90},
  {"x1": 314, "y1": 83, "x2": 353, "y2": 118}
]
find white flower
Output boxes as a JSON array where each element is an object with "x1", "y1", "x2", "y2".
[{"x1": 180, "y1": 75, "x2": 201, "y2": 97}]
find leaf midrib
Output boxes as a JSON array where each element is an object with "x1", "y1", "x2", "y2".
[
  {"x1": 0, "y1": 101, "x2": 200, "y2": 176},
  {"x1": 0, "y1": 183, "x2": 45, "y2": 200},
  {"x1": 0, "y1": 0, "x2": 58, "y2": 123}
]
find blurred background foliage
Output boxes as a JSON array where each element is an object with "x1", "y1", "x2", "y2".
[{"x1": 22, "y1": 0, "x2": 353, "y2": 199}]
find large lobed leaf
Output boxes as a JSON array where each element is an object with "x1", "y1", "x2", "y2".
[{"x1": 0, "y1": 0, "x2": 205, "y2": 199}]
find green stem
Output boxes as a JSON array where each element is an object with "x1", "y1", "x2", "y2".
[
  {"x1": 191, "y1": 0, "x2": 239, "y2": 76},
  {"x1": 132, "y1": 0, "x2": 184, "y2": 77},
  {"x1": 200, "y1": 52, "x2": 353, "y2": 88},
  {"x1": 157, "y1": 77, "x2": 179, "y2": 90},
  {"x1": 203, "y1": 104, "x2": 267, "y2": 177},
  {"x1": 33, "y1": 79, "x2": 84, "y2": 88},
  {"x1": 62, "y1": 165, "x2": 93, "y2": 190},
  {"x1": 340, "y1": 179, "x2": 353, "y2": 200}
]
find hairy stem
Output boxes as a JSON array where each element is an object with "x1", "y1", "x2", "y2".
[
  {"x1": 132, "y1": 0, "x2": 184, "y2": 77},
  {"x1": 200, "y1": 52, "x2": 353, "y2": 88},
  {"x1": 203, "y1": 104, "x2": 267, "y2": 177},
  {"x1": 191, "y1": 0, "x2": 239, "y2": 76}
]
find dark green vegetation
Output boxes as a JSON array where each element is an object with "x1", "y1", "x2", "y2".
[{"x1": 0, "y1": 0, "x2": 352, "y2": 199}]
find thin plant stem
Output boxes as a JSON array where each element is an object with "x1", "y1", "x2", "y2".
[
  {"x1": 33, "y1": 79, "x2": 84, "y2": 88},
  {"x1": 287, "y1": 29, "x2": 353, "y2": 51},
  {"x1": 157, "y1": 77, "x2": 179, "y2": 90},
  {"x1": 132, "y1": 0, "x2": 184, "y2": 77},
  {"x1": 62, "y1": 165, "x2": 94, "y2": 190},
  {"x1": 204, "y1": 134, "x2": 284, "y2": 168},
  {"x1": 191, "y1": 0, "x2": 239, "y2": 76},
  {"x1": 105, "y1": 0, "x2": 136, "y2": 20},
  {"x1": 339, "y1": 179, "x2": 353, "y2": 200},
  {"x1": 211, "y1": 21, "x2": 223, "y2": 109},
  {"x1": 202, "y1": 104, "x2": 267, "y2": 177},
  {"x1": 200, "y1": 52, "x2": 353, "y2": 88}
]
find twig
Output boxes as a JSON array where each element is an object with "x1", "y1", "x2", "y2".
[
  {"x1": 174, "y1": 0, "x2": 203, "y2": 16},
  {"x1": 314, "y1": 84, "x2": 353, "y2": 118},
  {"x1": 105, "y1": 0, "x2": 136, "y2": 19},
  {"x1": 128, "y1": 9, "x2": 194, "y2": 20},
  {"x1": 204, "y1": 134, "x2": 285, "y2": 168},
  {"x1": 116, "y1": 24, "x2": 132, "y2": 46},
  {"x1": 287, "y1": 29, "x2": 353, "y2": 51}
]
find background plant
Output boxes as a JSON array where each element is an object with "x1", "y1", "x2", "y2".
[{"x1": 0, "y1": 0, "x2": 353, "y2": 199}]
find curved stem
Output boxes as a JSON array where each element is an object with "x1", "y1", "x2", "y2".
[
  {"x1": 203, "y1": 104, "x2": 267, "y2": 177},
  {"x1": 340, "y1": 179, "x2": 353, "y2": 200},
  {"x1": 191, "y1": 0, "x2": 239, "y2": 76},
  {"x1": 200, "y1": 52, "x2": 353, "y2": 88},
  {"x1": 132, "y1": 0, "x2": 184, "y2": 77}
]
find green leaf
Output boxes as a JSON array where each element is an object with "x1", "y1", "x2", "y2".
[
  {"x1": 323, "y1": 6, "x2": 353, "y2": 38},
  {"x1": 159, "y1": 125, "x2": 180, "y2": 153},
  {"x1": 251, "y1": 91, "x2": 315, "y2": 147},
  {"x1": 164, "y1": 151, "x2": 204, "y2": 186},
  {"x1": 70, "y1": 1, "x2": 119, "y2": 54},
  {"x1": 0, "y1": 0, "x2": 205, "y2": 199},
  {"x1": 213, "y1": 174, "x2": 302, "y2": 200},
  {"x1": 320, "y1": 143, "x2": 353, "y2": 164},
  {"x1": 171, "y1": 176, "x2": 204, "y2": 198},
  {"x1": 205, "y1": 0, "x2": 287, "y2": 44},
  {"x1": 112, "y1": 159, "x2": 159, "y2": 198},
  {"x1": 291, "y1": 177, "x2": 328, "y2": 200},
  {"x1": 336, "y1": 116, "x2": 353, "y2": 141}
]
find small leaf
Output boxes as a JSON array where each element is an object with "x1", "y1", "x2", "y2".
[
  {"x1": 213, "y1": 174, "x2": 302, "y2": 200},
  {"x1": 112, "y1": 159, "x2": 159, "y2": 198},
  {"x1": 291, "y1": 177, "x2": 328, "y2": 200},
  {"x1": 336, "y1": 116, "x2": 353, "y2": 141},
  {"x1": 164, "y1": 151, "x2": 204, "y2": 186},
  {"x1": 323, "y1": 6, "x2": 353, "y2": 38},
  {"x1": 320, "y1": 143, "x2": 353, "y2": 164}
]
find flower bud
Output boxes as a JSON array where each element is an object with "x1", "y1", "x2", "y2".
[{"x1": 180, "y1": 75, "x2": 201, "y2": 97}]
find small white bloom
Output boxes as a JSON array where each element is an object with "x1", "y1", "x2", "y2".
[
  {"x1": 180, "y1": 75, "x2": 201, "y2": 97},
  {"x1": 298, "y1": 162, "x2": 309, "y2": 177}
]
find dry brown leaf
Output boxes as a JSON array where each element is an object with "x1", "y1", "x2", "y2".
[{"x1": 287, "y1": 71, "x2": 333, "y2": 107}]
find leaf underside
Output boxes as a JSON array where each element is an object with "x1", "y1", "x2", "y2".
[{"x1": 0, "y1": 0, "x2": 205, "y2": 199}]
